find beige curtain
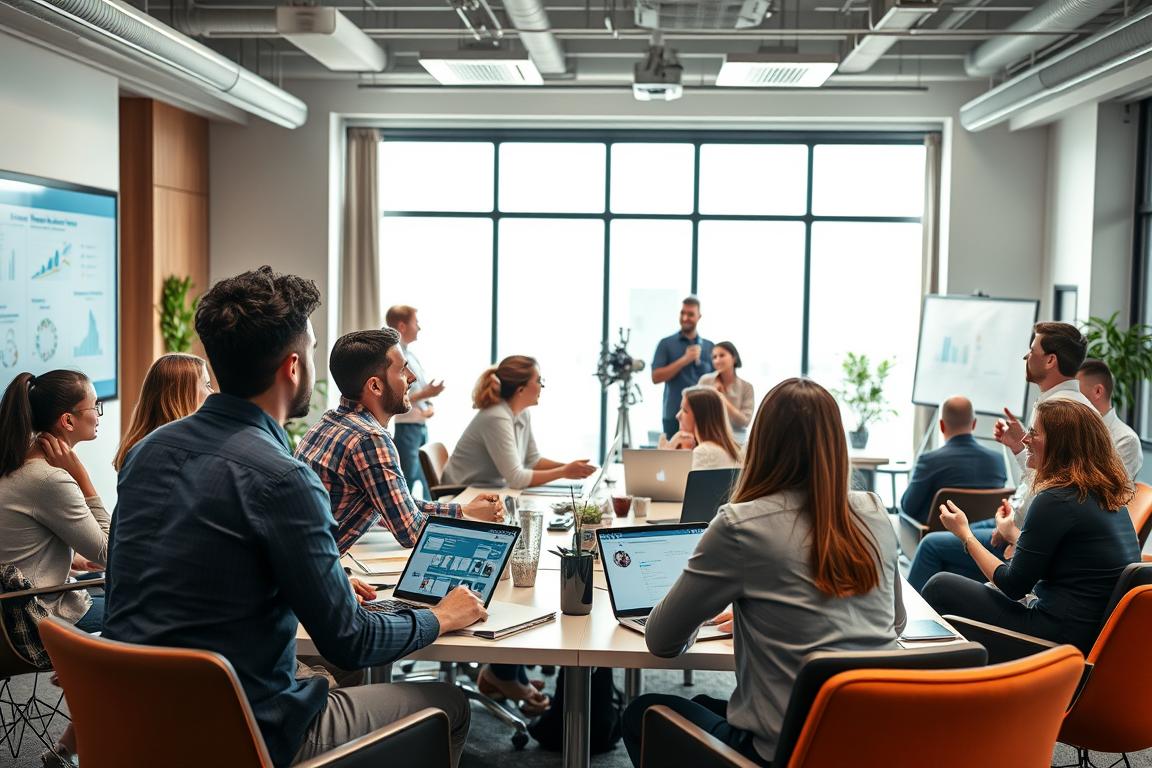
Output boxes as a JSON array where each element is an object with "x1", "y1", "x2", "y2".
[
  {"x1": 340, "y1": 128, "x2": 382, "y2": 335},
  {"x1": 912, "y1": 133, "x2": 944, "y2": 456}
]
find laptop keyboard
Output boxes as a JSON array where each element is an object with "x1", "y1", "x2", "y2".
[
  {"x1": 363, "y1": 599, "x2": 419, "y2": 613},
  {"x1": 633, "y1": 617, "x2": 648, "y2": 626}
]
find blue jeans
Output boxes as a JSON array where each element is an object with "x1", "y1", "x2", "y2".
[
  {"x1": 623, "y1": 693, "x2": 770, "y2": 767},
  {"x1": 392, "y1": 423, "x2": 429, "y2": 501},
  {"x1": 907, "y1": 518, "x2": 1008, "y2": 591},
  {"x1": 74, "y1": 594, "x2": 104, "y2": 633}
]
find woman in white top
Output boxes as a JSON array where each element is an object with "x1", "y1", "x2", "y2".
[
  {"x1": 660, "y1": 386, "x2": 743, "y2": 470},
  {"x1": 698, "y1": 341, "x2": 754, "y2": 443},
  {"x1": 0, "y1": 369, "x2": 107, "y2": 767}
]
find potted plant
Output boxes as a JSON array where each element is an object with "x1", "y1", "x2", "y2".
[
  {"x1": 835, "y1": 352, "x2": 896, "y2": 450},
  {"x1": 559, "y1": 490, "x2": 597, "y2": 616},
  {"x1": 1082, "y1": 313, "x2": 1152, "y2": 421},
  {"x1": 158, "y1": 275, "x2": 198, "y2": 353}
]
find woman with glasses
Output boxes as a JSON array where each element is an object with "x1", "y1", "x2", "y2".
[
  {"x1": 114, "y1": 353, "x2": 213, "y2": 471},
  {"x1": 0, "y1": 369, "x2": 107, "y2": 767}
]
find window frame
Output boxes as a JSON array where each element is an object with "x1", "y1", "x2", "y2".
[{"x1": 1132, "y1": 100, "x2": 1152, "y2": 447}]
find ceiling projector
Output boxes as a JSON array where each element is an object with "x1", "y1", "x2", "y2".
[{"x1": 633, "y1": 42, "x2": 683, "y2": 101}]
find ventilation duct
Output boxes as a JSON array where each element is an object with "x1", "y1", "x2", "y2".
[
  {"x1": 837, "y1": 0, "x2": 939, "y2": 74},
  {"x1": 500, "y1": 0, "x2": 565, "y2": 74},
  {"x1": 964, "y1": 0, "x2": 1124, "y2": 78},
  {"x1": 960, "y1": 5, "x2": 1152, "y2": 130},
  {"x1": 4, "y1": 0, "x2": 306, "y2": 127}
]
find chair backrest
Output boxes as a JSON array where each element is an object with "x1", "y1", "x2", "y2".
[
  {"x1": 419, "y1": 442, "x2": 450, "y2": 488},
  {"x1": 1128, "y1": 482, "x2": 1152, "y2": 547},
  {"x1": 641, "y1": 705, "x2": 760, "y2": 768},
  {"x1": 786, "y1": 645, "x2": 1084, "y2": 768},
  {"x1": 925, "y1": 487, "x2": 1013, "y2": 532},
  {"x1": 1060, "y1": 584, "x2": 1152, "y2": 753},
  {"x1": 1100, "y1": 562, "x2": 1152, "y2": 628},
  {"x1": 773, "y1": 642, "x2": 988, "y2": 767},
  {"x1": 0, "y1": 610, "x2": 39, "y2": 679},
  {"x1": 38, "y1": 617, "x2": 272, "y2": 768},
  {"x1": 296, "y1": 708, "x2": 451, "y2": 768}
]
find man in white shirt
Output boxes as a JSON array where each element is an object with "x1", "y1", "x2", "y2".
[
  {"x1": 386, "y1": 305, "x2": 444, "y2": 500},
  {"x1": 1077, "y1": 359, "x2": 1144, "y2": 481}
]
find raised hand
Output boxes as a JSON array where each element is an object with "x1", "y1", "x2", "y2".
[{"x1": 994, "y1": 408, "x2": 1026, "y2": 454}]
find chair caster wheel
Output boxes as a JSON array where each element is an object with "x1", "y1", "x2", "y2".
[{"x1": 512, "y1": 732, "x2": 529, "y2": 750}]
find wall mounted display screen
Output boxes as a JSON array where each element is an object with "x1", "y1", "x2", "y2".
[{"x1": 0, "y1": 170, "x2": 118, "y2": 399}]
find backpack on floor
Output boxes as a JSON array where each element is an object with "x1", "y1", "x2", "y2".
[{"x1": 528, "y1": 667, "x2": 623, "y2": 754}]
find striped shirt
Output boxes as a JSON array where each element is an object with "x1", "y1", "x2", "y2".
[{"x1": 295, "y1": 397, "x2": 461, "y2": 551}]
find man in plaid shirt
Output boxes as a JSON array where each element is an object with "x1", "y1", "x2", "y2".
[{"x1": 296, "y1": 327, "x2": 503, "y2": 553}]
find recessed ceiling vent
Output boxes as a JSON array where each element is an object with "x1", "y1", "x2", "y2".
[
  {"x1": 716, "y1": 53, "x2": 838, "y2": 87},
  {"x1": 418, "y1": 49, "x2": 544, "y2": 84},
  {"x1": 635, "y1": 0, "x2": 771, "y2": 30}
]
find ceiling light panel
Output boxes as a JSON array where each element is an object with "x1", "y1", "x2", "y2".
[{"x1": 419, "y1": 50, "x2": 543, "y2": 85}]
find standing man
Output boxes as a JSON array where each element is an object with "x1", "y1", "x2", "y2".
[
  {"x1": 105, "y1": 267, "x2": 484, "y2": 767},
  {"x1": 651, "y1": 296, "x2": 714, "y2": 439},
  {"x1": 1077, "y1": 358, "x2": 1144, "y2": 480},
  {"x1": 386, "y1": 305, "x2": 442, "y2": 499}
]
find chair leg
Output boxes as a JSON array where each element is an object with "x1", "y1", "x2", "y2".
[
  {"x1": 1053, "y1": 747, "x2": 1131, "y2": 768},
  {"x1": 0, "y1": 673, "x2": 69, "y2": 757},
  {"x1": 682, "y1": 670, "x2": 694, "y2": 687}
]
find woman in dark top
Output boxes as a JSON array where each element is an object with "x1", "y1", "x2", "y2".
[{"x1": 923, "y1": 398, "x2": 1140, "y2": 654}]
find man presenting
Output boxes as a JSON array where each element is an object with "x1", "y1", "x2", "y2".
[
  {"x1": 105, "y1": 268, "x2": 484, "y2": 767},
  {"x1": 296, "y1": 327, "x2": 504, "y2": 552},
  {"x1": 386, "y1": 305, "x2": 441, "y2": 500},
  {"x1": 899, "y1": 396, "x2": 1007, "y2": 524},
  {"x1": 651, "y1": 296, "x2": 713, "y2": 439}
]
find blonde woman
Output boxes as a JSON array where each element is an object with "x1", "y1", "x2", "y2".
[
  {"x1": 660, "y1": 386, "x2": 743, "y2": 470},
  {"x1": 113, "y1": 353, "x2": 212, "y2": 470}
]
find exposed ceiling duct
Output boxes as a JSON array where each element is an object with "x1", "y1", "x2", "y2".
[
  {"x1": 960, "y1": 5, "x2": 1152, "y2": 130},
  {"x1": 3, "y1": 0, "x2": 306, "y2": 127},
  {"x1": 501, "y1": 0, "x2": 566, "y2": 74},
  {"x1": 963, "y1": 0, "x2": 1125, "y2": 77},
  {"x1": 837, "y1": 0, "x2": 939, "y2": 74}
]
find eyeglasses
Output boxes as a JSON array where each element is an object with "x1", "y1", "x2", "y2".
[
  {"x1": 74, "y1": 401, "x2": 103, "y2": 417},
  {"x1": 537, "y1": 376, "x2": 545, "y2": 388}
]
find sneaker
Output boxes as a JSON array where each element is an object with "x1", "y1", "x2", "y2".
[{"x1": 40, "y1": 743, "x2": 78, "y2": 767}]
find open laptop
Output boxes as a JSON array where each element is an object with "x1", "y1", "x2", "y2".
[
  {"x1": 522, "y1": 427, "x2": 621, "y2": 498},
  {"x1": 622, "y1": 448, "x2": 694, "y2": 502},
  {"x1": 647, "y1": 468, "x2": 741, "y2": 524},
  {"x1": 596, "y1": 523, "x2": 730, "y2": 640},
  {"x1": 363, "y1": 517, "x2": 555, "y2": 640}
]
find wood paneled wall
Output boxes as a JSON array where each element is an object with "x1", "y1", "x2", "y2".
[{"x1": 119, "y1": 99, "x2": 209, "y2": 432}]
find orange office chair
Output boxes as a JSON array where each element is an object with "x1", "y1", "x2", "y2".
[
  {"x1": 418, "y1": 442, "x2": 466, "y2": 499},
  {"x1": 37, "y1": 617, "x2": 452, "y2": 768},
  {"x1": 1127, "y1": 482, "x2": 1152, "y2": 548},
  {"x1": 898, "y1": 486, "x2": 1013, "y2": 560},
  {"x1": 786, "y1": 645, "x2": 1083, "y2": 767}
]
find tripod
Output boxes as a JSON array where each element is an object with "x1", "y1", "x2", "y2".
[{"x1": 608, "y1": 378, "x2": 638, "y2": 464}]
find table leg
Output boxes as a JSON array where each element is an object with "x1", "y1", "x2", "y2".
[
  {"x1": 624, "y1": 668, "x2": 643, "y2": 703},
  {"x1": 364, "y1": 663, "x2": 392, "y2": 685},
  {"x1": 563, "y1": 666, "x2": 591, "y2": 768}
]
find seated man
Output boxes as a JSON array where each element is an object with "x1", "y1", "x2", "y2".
[
  {"x1": 295, "y1": 327, "x2": 504, "y2": 552},
  {"x1": 900, "y1": 395, "x2": 1007, "y2": 524},
  {"x1": 104, "y1": 267, "x2": 485, "y2": 767},
  {"x1": 1077, "y1": 359, "x2": 1144, "y2": 481}
]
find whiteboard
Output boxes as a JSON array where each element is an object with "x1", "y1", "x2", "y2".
[{"x1": 912, "y1": 295, "x2": 1039, "y2": 417}]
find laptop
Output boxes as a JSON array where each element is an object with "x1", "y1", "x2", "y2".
[
  {"x1": 622, "y1": 448, "x2": 694, "y2": 502},
  {"x1": 363, "y1": 517, "x2": 555, "y2": 640},
  {"x1": 596, "y1": 523, "x2": 731, "y2": 640},
  {"x1": 647, "y1": 468, "x2": 741, "y2": 524},
  {"x1": 522, "y1": 428, "x2": 621, "y2": 498}
]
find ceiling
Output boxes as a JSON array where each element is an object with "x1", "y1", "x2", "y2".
[{"x1": 126, "y1": 0, "x2": 1150, "y2": 88}]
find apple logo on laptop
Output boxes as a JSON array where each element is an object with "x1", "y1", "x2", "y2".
[{"x1": 656, "y1": 469, "x2": 666, "y2": 483}]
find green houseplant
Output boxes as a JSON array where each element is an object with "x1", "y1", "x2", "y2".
[
  {"x1": 559, "y1": 489, "x2": 596, "y2": 616},
  {"x1": 159, "y1": 275, "x2": 198, "y2": 353},
  {"x1": 1082, "y1": 313, "x2": 1152, "y2": 420},
  {"x1": 284, "y1": 380, "x2": 329, "y2": 452},
  {"x1": 835, "y1": 352, "x2": 896, "y2": 450}
]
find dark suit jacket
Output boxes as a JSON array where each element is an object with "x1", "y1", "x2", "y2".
[{"x1": 900, "y1": 433, "x2": 1008, "y2": 524}]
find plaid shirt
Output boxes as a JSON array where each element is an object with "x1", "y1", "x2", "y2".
[
  {"x1": 1, "y1": 563, "x2": 52, "y2": 669},
  {"x1": 295, "y1": 397, "x2": 461, "y2": 552}
]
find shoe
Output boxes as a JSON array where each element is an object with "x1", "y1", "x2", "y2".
[
  {"x1": 476, "y1": 666, "x2": 551, "y2": 716},
  {"x1": 40, "y1": 744, "x2": 78, "y2": 768}
]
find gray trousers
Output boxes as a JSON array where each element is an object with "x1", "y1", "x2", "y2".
[{"x1": 291, "y1": 661, "x2": 471, "y2": 766}]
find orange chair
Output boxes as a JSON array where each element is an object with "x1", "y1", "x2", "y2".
[
  {"x1": 898, "y1": 486, "x2": 1013, "y2": 560},
  {"x1": 37, "y1": 617, "x2": 452, "y2": 768},
  {"x1": 786, "y1": 646, "x2": 1084, "y2": 767},
  {"x1": 418, "y1": 442, "x2": 466, "y2": 499},
  {"x1": 1127, "y1": 482, "x2": 1152, "y2": 547}
]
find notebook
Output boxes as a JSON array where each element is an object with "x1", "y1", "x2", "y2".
[
  {"x1": 596, "y1": 523, "x2": 730, "y2": 640},
  {"x1": 362, "y1": 517, "x2": 555, "y2": 640}
]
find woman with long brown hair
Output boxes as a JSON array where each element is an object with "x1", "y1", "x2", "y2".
[
  {"x1": 622, "y1": 378, "x2": 904, "y2": 767},
  {"x1": 660, "y1": 386, "x2": 742, "y2": 469},
  {"x1": 113, "y1": 353, "x2": 212, "y2": 470},
  {"x1": 925, "y1": 398, "x2": 1139, "y2": 654}
]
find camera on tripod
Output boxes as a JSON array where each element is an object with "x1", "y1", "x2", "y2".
[{"x1": 596, "y1": 328, "x2": 646, "y2": 389}]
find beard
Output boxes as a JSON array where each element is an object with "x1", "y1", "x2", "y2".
[
  {"x1": 382, "y1": 381, "x2": 412, "y2": 417},
  {"x1": 288, "y1": 375, "x2": 313, "y2": 420}
]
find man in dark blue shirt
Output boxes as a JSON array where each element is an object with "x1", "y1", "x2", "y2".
[
  {"x1": 104, "y1": 267, "x2": 485, "y2": 767},
  {"x1": 651, "y1": 296, "x2": 714, "y2": 439},
  {"x1": 900, "y1": 395, "x2": 1008, "y2": 523}
]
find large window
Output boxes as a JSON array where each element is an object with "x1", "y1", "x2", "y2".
[
  {"x1": 1135, "y1": 100, "x2": 1152, "y2": 445},
  {"x1": 379, "y1": 132, "x2": 927, "y2": 462}
]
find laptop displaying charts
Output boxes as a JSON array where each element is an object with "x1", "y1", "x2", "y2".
[
  {"x1": 596, "y1": 523, "x2": 730, "y2": 641},
  {"x1": 622, "y1": 449, "x2": 694, "y2": 502},
  {"x1": 363, "y1": 517, "x2": 555, "y2": 640},
  {"x1": 647, "y1": 468, "x2": 741, "y2": 524}
]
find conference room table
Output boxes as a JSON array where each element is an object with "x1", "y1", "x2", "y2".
[{"x1": 306, "y1": 478, "x2": 964, "y2": 768}]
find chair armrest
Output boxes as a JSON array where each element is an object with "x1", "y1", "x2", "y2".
[
  {"x1": 0, "y1": 579, "x2": 105, "y2": 601},
  {"x1": 430, "y1": 484, "x2": 467, "y2": 500},
  {"x1": 641, "y1": 705, "x2": 760, "y2": 768},
  {"x1": 296, "y1": 708, "x2": 451, "y2": 768},
  {"x1": 897, "y1": 512, "x2": 928, "y2": 561},
  {"x1": 943, "y1": 615, "x2": 1056, "y2": 664}
]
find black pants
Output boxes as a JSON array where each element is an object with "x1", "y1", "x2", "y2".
[{"x1": 622, "y1": 693, "x2": 771, "y2": 767}]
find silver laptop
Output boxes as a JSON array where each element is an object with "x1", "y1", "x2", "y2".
[
  {"x1": 622, "y1": 448, "x2": 694, "y2": 502},
  {"x1": 596, "y1": 523, "x2": 730, "y2": 640}
]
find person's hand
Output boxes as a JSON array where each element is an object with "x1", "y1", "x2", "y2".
[
  {"x1": 70, "y1": 553, "x2": 104, "y2": 572},
  {"x1": 426, "y1": 380, "x2": 446, "y2": 398},
  {"x1": 994, "y1": 408, "x2": 1026, "y2": 454},
  {"x1": 657, "y1": 434, "x2": 670, "y2": 449},
  {"x1": 349, "y1": 576, "x2": 377, "y2": 604},
  {"x1": 561, "y1": 460, "x2": 596, "y2": 480},
  {"x1": 710, "y1": 608, "x2": 734, "y2": 633},
  {"x1": 682, "y1": 345, "x2": 702, "y2": 365},
  {"x1": 38, "y1": 434, "x2": 88, "y2": 483},
  {"x1": 994, "y1": 499, "x2": 1019, "y2": 546},
  {"x1": 430, "y1": 586, "x2": 487, "y2": 634},
  {"x1": 422, "y1": 404, "x2": 436, "y2": 419},
  {"x1": 464, "y1": 493, "x2": 504, "y2": 522},
  {"x1": 668, "y1": 431, "x2": 696, "y2": 450},
  {"x1": 1004, "y1": 543, "x2": 1016, "y2": 560},
  {"x1": 937, "y1": 500, "x2": 971, "y2": 540}
]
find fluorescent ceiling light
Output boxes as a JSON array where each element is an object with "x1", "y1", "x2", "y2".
[
  {"x1": 418, "y1": 49, "x2": 543, "y2": 85},
  {"x1": 838, "y1": 0, "x2": 939, "y2": 74},
  {"x1": 277, "y1": 7, "x2": 386, "y2": 72},
  {"x1": 716, "y1": 53, "x2": 838, "y2": 87}
]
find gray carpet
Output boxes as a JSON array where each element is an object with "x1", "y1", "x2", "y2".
[{"x1": 3, "y1": 665, "x2": 1148, "y2": 767}]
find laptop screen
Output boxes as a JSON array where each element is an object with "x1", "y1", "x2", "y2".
[
  {"x1": 597, "y1": 523, "x2": 707, "y2": 617},
  {"x1": 393, "y1": 518, "x2": 520, "y2": 607}
]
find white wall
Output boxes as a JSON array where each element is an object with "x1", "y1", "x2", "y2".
[
  {"x1": 0, "y1": 31, "x2": 122, "y2": 505},
  {"x1": 1090, "y1": 102, "x2": 1137, "y2": 322}
]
